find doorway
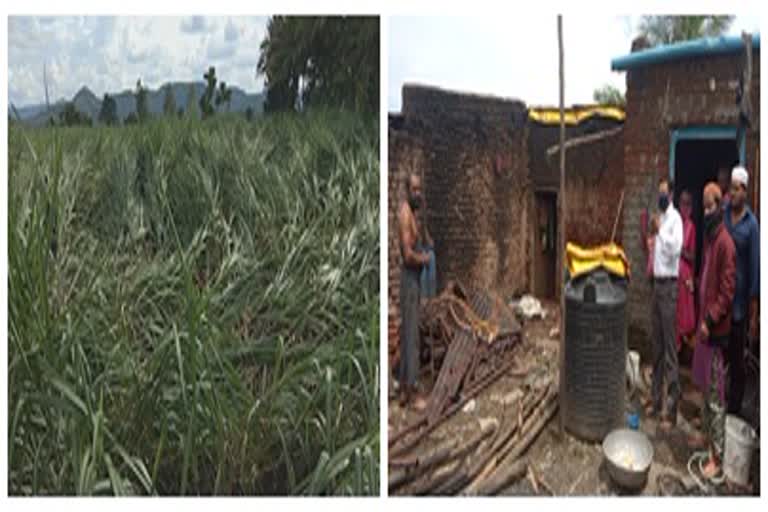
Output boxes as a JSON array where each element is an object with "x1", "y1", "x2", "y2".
[
  {"x1": 534, "y1": 191, "x2": 557, "y2": 299},
  {"x1": 673, "y1": 138, "x2": 740, "y2": 275}
]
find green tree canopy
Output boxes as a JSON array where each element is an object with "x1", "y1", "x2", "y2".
[
  {"x1": 215, "y1": 81, "x2": 232, "y2": 112},
  {"x1": 200, "y1": 67, "x2": 217, "y2": 119},
  {"x1": 59, "y1": 102, "x2": 92, "y2": 127},
  {"x1": 98, "y1": 93, "x2": 118, "y2": 125},
  {"x1": 637, "y1": 16, "x2": 734, "y2": 46},
  {"x1": 257, "y1": 16, "x2": 379, "y2": 114},
  {"x1": 592, "y1": 84, "x2": 626, "y2": 107},
  {"x1": 136, "y1": 79, "x2": 149, "y2": 123}
]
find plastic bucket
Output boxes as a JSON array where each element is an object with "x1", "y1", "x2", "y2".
[{"x1": 723, "y1": 414, "x2": 758, "y2": 487}]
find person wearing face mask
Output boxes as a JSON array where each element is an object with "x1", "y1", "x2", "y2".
[
  {"x1": 688, "y1": 182, "x2": 735, "y2": 477},
  {"x1": 644, "y1": 177, "x2": 684, "y2": 432},
  {"x1": 676, "y1": 190, "x2": 697, "y2": 351},
  {"x1": 723, "y1": 165, "x2": 760, "y2": 416},
  {"x1": 397, "y1": 173, "x2": 432, "y2": 411}
]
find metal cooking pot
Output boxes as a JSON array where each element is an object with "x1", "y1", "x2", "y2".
[{"x1": 602, "y1": 428, "x2": 654, "y2": 491}]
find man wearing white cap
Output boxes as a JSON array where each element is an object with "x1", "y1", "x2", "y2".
[{"x1": 724, "y1": 165, "x2": 760, "y2": 416}]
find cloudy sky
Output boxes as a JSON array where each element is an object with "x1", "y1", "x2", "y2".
[
  {"x1": 9, "y1": 16, "x2": 269, "y2": 107},
  {"x1": 389, "y1": 15, "x2": 761, "y2": 111}
]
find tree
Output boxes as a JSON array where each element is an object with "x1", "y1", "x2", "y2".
[
  {"x1": 59, "y1": 102, "x2": 91, "y2": 127},
  {"x1": 163, "y1": 85, "x2": 177, "y2": 117},
  {"x1": 215, "y1": 81, "x2": 232, "y2": 112},
  {"x1": 185, "y1": 83, "x2": 199, "y2": 119},
  {"x1": 592, "y1": 84, "x2": 626, "y2": 107},
  {"x1": 98, "y1": 93, "x2": 118, "y2": 125},
  {"x1": 200, "y1": 67, "x2": 217, "y2": 119},
  {"x1": 136, "y1": 79, "x2": 149, "y2": 123},
  {"x1": 124, "y1": 112, "x2": 139, "y2": 125},
  {"x1": 637, "y1": 16, "x2": 734, "y2": 46},
  {"x1": 257, "y1": 16, "x2": 379, "y2": 114},
  {"x1": 245, "y1": 106, "x2": 254, "y2": 121}
]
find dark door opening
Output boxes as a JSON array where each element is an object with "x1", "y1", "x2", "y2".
[
  {"x1": 673, "y1": 138, "x2": 740, "y2": 275},
  {"x1": 534, "y1": 191, "x2": 557, "y2": 299}
]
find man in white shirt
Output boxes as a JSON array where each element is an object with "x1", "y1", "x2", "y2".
[{"x1": 645, "y1": 177, "x2": 684, "y2": 431}]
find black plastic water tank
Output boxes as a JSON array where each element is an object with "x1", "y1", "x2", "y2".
[{"x1": 562, "y1": 269, "x2": 627, "y2": 441}]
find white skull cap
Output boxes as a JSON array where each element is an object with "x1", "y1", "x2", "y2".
[{"x1": 732, "y1": 165, "x2": 749, "y2": 187}]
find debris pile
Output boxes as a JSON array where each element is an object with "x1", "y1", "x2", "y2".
[{"x1": 390, "y1": 281, "x2": 556, "y2": 495}]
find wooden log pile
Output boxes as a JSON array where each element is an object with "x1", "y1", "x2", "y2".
[
  {"x1": 389, "y1": 378, "x2": 558, "y2": 496},
  {"x1": 390, "y1": 281, "x2": 554, "y2": 495}
]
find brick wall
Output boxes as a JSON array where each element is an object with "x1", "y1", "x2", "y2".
[
  {"x1": 563, "y1": 128, "x2": 626, "y2": 247},
  {"x1": 529, "y1": 126, "x2": 625, "y2": 297},
  {"x1": 401, "y1": 85, "x2": 530, "y2": 298},
  {"x1": 388, "y1": 85, "x2": 530, "y2": 369},
  {"x1": 622, "y1": 50, "x2": 760, "y2": 353}
]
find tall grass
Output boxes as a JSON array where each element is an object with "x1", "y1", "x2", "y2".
[{"x1": 8, "y1": 112, "x2": 380, "y2": 495}]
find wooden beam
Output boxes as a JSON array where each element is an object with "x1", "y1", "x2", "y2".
[{"x1": 545, "y1": 126, "x2": 623, "y2": 158}]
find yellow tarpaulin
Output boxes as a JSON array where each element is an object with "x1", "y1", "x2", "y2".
[
  {"x1": 528, "y1": 105, "x2": 625, "y2": 125},
  {"x1": 566, "y1": 242, "x2": 630, "y2": 280}
]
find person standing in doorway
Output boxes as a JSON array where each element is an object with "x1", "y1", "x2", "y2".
[
  {"x1": 397, "y1": 173, "x2": 432, "y2": 411},
  {"x1": 677, "y1": 189, "x2": 697, "y2": 350},
  {"x1": 724, "y1": 165, "x2": 760, "y2": 416},
  {"x1": 645, "y1": 177, "x2": 684, "y2": 431},
  {"x1": 688, "y1": 183, "x2": 735, "y2": 476}
]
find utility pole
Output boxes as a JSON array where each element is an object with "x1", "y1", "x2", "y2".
[{"x1": 557, "y1": 14, "x2": 566, "y2": 432}]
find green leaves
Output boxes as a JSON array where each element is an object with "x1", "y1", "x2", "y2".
[
  {"x1": 8, "y1": 112, "x2": 379, "y2": 495},
  {"x1": 258, "y1": 16, "x2": 380, "y2": 114}
]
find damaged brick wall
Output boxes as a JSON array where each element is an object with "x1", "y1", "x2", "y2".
[
  {"x1": 563, "y1": 128, "x2": 626, "y2": 247},
  {"x1": 622, "y1": 51, "x2": 760, "y2": 354},
  {"x1": 529, "y1": 126, "x2": 625, "y2": 298},
  {"x1": 401, "y1": 85, "x2": 531, "y2": 299}
]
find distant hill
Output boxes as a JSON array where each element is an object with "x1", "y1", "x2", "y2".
[{"x1": 11, "y1": 82, "x2": 264, "y2": 126}]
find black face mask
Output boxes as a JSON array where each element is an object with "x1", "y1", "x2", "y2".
[
  {"x1": 408, "y1": 193, "x2": 422, "y2": 210},
  {"x1": 657, "y1": 193, "x2": 669, "y2": 211},
  {"x1": 703, "y1": 209, "x2": 723, "y2": 237}
]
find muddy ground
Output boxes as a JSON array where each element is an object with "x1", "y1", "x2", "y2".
[{"x1": 389, "y1": 300, "x2": 760, "y2": 496}]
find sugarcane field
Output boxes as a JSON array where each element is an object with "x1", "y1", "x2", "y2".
[
  {"x1": 7, "y1": 16, "x2": 380, "y2": 496},
  {"x1": 388, "y1": 16, "x2": 760, "y2": 497}
]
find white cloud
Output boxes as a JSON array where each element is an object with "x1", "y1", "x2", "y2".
[
  {"x1": 389, "y1": 14, "x2": 760, "y2": 112},
  {"x1": 225, "y1": 18, "x2": 240, "y2": 42},
  {"x1": 8, "y1": 16, "x2": 269, "y2": 106},
  {"x1": 180, "y1": 16, "x2": 212, "y2": 34}
]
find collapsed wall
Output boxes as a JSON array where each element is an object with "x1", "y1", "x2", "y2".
[{"x1": 388, "y1": 85, "x2": 531, "y2": 369}]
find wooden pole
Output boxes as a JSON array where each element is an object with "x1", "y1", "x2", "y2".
[{"x1": 557, "y1": 14, "x2": 566, "y2": 432}]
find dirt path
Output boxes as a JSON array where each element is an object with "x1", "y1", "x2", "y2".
[{"x1": 389, "y1": 300, "x2": 759, "y2": 496}]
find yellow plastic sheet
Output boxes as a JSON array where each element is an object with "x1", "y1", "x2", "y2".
[
  {"x1": 566, "y1": 242, "x2": 630, "y2": 280},
  {"x1": 528, "y1": 105, "x2": 625, "y2": 125}
]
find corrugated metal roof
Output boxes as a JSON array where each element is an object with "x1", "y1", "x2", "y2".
[{"x1": 611, "y1": 33, "x2": 760, "y2": 71}]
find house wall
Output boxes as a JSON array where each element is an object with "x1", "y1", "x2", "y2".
[
  {"x1": 401, "y1": 85, "x2": 531, "y2": 298},
  {"x1": 622, "y1": 50, "x2": 760, "y2": 355},
  {"x1": 388, "y1": 85, "x2": 530, "y2": 370}
]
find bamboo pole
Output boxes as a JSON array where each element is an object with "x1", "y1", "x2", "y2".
[{"x1": 557, "y1": 14, "x2": 566, "y2": 432}]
